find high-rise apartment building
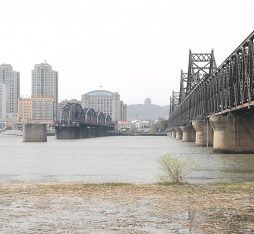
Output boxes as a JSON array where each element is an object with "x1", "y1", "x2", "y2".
[
  {"x1": 120, "y1": 101, "x2": 127, "y2": 121},
  {"x1": 0, "y1": 83, "x2": 6, "y2": 122},
  {"x1": 32, "y1": 62, "x2": 58, "y2": 121},
  {"x1": 0, "y1": 64, "x2": 20, "y2": 114},
  {"x1": 81, "y1": 90, "x2": 127, "y2": 122}
]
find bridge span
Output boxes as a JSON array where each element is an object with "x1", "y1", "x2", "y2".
[
  {"x1": 168, "y1": 31, "x2": 254, "y2": 153},
  {"x1": 54, "y1": 103, "x2": 115, "y2": 139}
]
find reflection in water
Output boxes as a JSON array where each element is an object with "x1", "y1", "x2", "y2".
[{"x1": 0, "y1": 135, "x2": 254, "y2": 183}]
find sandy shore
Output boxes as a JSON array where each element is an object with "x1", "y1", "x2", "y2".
[{"x1": 0, "y1": 183, "x2": 254, "y2": 233}]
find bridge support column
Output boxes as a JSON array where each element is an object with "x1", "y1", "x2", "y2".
[
  {"x1": 23, "y1": 123, "x2": 47, "y2": 142},
  {"x1": 192, "y1": 120, "x2": 213, "y2": 147},
  {"x1": 96, "y1": 127, "x2": 106, "y2": 137},
  {"x1": 55, "y1": 126, "x2": 81, "y2": 139},
  {"x1": 171, "y1": 129, "x2": 176, "y2": 138},
  {"x1": 210, "y1": 114, "x2": 254, "y2": 153},
  {"x1": 81, "y1": 127, "x2": 90, "y2": 138},
  {"x1": 180, "y1": 125, "x2": 195, "y2": 142},
  {"x1": 98, "y1": 128, "x2": 107, "y2": 137},
  {"x1": 174, "y1": 127, "x2": 183, "y2": 140},
  {"x1": 167, "y1": 128, "x2": 174, "y2": 137},
  {"x1": 89, "y1": 127, "x2": 97, "y2": 137},
  {"x1": 167, "y1": 130, "x2": 172, "y2": 137}
]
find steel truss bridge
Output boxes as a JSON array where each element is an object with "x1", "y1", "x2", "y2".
[
  {"x1": 57, "y1": 103, "x2": 114, "y2": 127},
  {"x1": 169, "y1": 31, "x2": 254, "y2": 127},
  {"x1": 168, "y1": 31, "x2": 254, "y2": 153},
  {"x1": 54, "y1": 103, "x2": 114, "y2": 139}
]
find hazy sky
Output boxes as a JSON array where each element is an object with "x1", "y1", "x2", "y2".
[{"x1": 0, "y1": 0, "x2": 253, "y2": 105}]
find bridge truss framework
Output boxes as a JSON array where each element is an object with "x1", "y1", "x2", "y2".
[
  {"x1": 168, "y1": 31, "x2": 254, "y2": 153},
  {"x1": 169, "y1": 31, "x2": 254, "y2": 127}
]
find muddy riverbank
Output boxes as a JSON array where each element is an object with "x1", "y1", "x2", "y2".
[{"x1": 0, "y1": 183, "x2": 254, "y2": 233}]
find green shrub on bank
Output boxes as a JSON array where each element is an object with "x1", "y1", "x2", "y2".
[{"x1": 159, "y1": 154, "x2": 197, "y2": 184}]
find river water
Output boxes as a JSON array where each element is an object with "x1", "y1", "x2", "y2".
[{"x1": 0, "y1": 135, "x2": 254, "y2": 184}]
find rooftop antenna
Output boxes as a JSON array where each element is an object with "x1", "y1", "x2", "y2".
[{"x1": 99, "y1": 85, "x2": 102, "y2": 90}]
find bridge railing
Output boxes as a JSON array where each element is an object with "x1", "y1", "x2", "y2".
[{"x1": 169, "y1": 30, "x2": 254, "y2": 127}]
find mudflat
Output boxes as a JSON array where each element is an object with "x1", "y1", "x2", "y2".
[{"x1": 0, "y1": 183, "x2": 254, "y2": 233}]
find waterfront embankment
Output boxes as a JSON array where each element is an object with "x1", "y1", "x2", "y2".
[{"x1": 0, "y1": 182, "x2": 254, "y2": 233}]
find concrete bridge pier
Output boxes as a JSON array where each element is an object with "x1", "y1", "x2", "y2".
[
  {"x1": 98, "y1": 128, "x2": 107, "y2": 137},
  {"x1": 180, "y1": 125, "x2": 196, "y2": 142},
  {"x1": 210, "y1": 114, "x2": 254, "y2": 153},
  {"x1": 167, "y1": 130, "x2": 172, "y2": 137},
  {"x1": 23, "y1": 123, "x2": 47, "y2": 142},
  {"x1": 174, "y1": 127, "x2": 183, "y2": 140},
  {"x1": 169, "y1": 128, "x2": 175, "y2": 137},
  {"x1": 55, "y1": 126, "x2": 81, "y2": 139},
  {"x1": 81, "y1": 127, "x2": 90, "y2": 138},
  {"x1": 89, "y1": 127, "x2": 97, "y2": 137},
  {"x1": 192, "y1": 120, "x2": 213, "y2": 146},
  {"x1": 171, "y1": 129, "x2": 176, "y2": 138}
]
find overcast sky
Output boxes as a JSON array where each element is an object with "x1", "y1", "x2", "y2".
[{"x1": 0, "y1": 0, "x2": 253, "y2": 105}]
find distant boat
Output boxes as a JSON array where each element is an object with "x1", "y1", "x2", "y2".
[{"x1": 1, "y1": 130, "x2": 23, "y2": 136}]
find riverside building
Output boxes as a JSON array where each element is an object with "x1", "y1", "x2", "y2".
[
  {"x1": 32, "y1": 62, "x2": 58, "y2": 121},
  {"x1": 18, "y1": 97, "x2": 54, "y2": 124},
  {"x1": 18, "y1": 98, "x2": 32, "y2": 123},
  {"x1": 0, "y1": 83, "x2": 6, "y2": 129},
  {"x1": 31, "y1": 97, "x2": 54, "y2": 124},
  {"x1": 0, "y1": 64, "x2": 20, "y2": 114},
  {"x1": 81, "y1": 90, "x2": 127, "y2": 122},
  {"x1": 120, "y1": 101, "x2": 127, "y2": 121}
]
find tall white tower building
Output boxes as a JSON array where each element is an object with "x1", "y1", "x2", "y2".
[
  {"x1": 0, "y1": 83, "x2": 6, "y2": 121},
  {"x1": 0, "y1": 64, "x2": 20, "y2": 114},
  {"x1": 32, "y1": 62, "x2": 58, "y2": 121}
]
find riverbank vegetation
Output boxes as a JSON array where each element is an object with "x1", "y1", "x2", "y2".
[
  {"x1": 0, "y1": 182, "x2": 254, "y2": 233},
  {"x1": 159, "y1": 154, "x2": 198, "y2": 184}
]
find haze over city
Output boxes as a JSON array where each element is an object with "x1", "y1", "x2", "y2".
[{"x1": 0, "y1": 0, "x2": 254, "y2": 105}]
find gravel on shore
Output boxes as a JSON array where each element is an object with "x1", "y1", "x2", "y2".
[{"x1": 0, "y1": 182, "x2": 254, "y2": 233}]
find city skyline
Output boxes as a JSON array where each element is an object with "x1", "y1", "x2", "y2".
[{"x1": 0, "y1": 0, "x2": 254, "y2": 105}]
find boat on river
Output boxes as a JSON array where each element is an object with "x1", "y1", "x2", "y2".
[{"x1": 1, "y1": 130, "x2": 23, "y2": 136}]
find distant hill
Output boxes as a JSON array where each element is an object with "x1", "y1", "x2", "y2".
[{"x1": 127, "y1": 103, "x2": 169, "y2": 121}]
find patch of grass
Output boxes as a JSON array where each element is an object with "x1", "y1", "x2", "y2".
[
  {"x1": 157, "y1": 182, "x2": 189, "y2": 186},
  {"x1": 34, "y1": 182, "x2": 134, "y2": 192},
  {"x1": 214, "y1": 182, "x2": 254, "y2": 190},
  {"x1": 98, "y1": 182, "x2": 133, "y2": 187}
]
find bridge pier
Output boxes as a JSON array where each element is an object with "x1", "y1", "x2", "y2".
[
  {"x1": 89, "y1": 127, "x2": 97, "y2": 137},
  {"x1": 55, "y1": 126, "x2": 81, "y2": 139},
  {"x1": 192, "y1": 120, "x2": 213, "y2": 146},
  {"x1": 170, "y1": 129, "x2": 176, "y2": 138},
  {"x1": 56, "y1": 126, "x2": 110, "y2": 139},
  {"x1": 167, "y1": 129, "x2": 172, "y2": 137},
  {"x1": 81, "y1": 127, "x2": 90, "y2": 138},
  {"x1": 210, "y1": 114, "x2": 254, "y2": 153},
  {"x1": 23, "y1": 123, "x2": 47, "y2": 142},
  {"x1": 174, "y1": 127, "x2": 183, "y2": 140},
  {"x1": 98, "y1": 128, "x2": 107, "y2": 137},
  {"x1": 180, "y1": 125, "x2": 195, "y2": 142},
  {"x1": 169, "y1": 128, "x2": 175, "y2": 137}
]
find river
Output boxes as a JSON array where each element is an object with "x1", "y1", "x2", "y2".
[{"x1": 0, "y1": 135, "x2": 254, "y2": 184}]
